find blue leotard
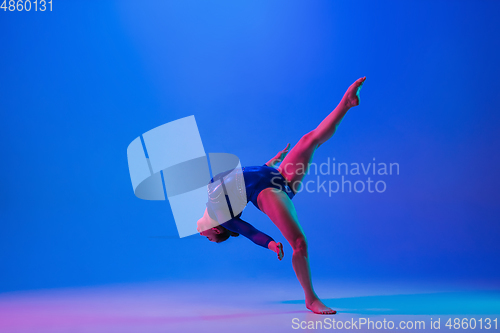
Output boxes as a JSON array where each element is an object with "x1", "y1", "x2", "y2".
[{"x1": 206, "y1": 165, "x2": 295, "y2": 248}]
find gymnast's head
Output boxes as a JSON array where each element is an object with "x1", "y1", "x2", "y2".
[{"x1": 197, "y1": 210, "x2": 238, "y2": 243}]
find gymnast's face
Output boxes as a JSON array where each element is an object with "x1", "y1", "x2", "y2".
[
  {"x1": 200, "y1": 227, "x2": 222, "y2": 243},
  {"x1": 197, "y1": 210, "x2": 229, "y2": 243}
]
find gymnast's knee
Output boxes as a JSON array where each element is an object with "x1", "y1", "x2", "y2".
[
  {"x1": 300, "y1": 130, "x2": 321, "y2": 147},
  {"x1": 292, "y1": 235, "x2": 308, "y2": 254}
]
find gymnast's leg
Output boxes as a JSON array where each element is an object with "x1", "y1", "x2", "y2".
[
  {"x1": 278, "y1": 77, "x2": 366, "y2": 191},
  {"x1": 257, "y1": 188, "x2": 335, "y2": 314},
  {"x1": 259, "y1": 77, "x2": 365, "y2": 314}
]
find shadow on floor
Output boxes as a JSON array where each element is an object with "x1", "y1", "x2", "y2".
[{"x1": 281, "y1": 291, "x2": 500, "y2": 315}]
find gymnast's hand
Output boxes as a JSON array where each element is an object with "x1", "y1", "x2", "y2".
[
  {"x1": 266, "y1": 143, "x2": 290, "y2": 168},
  {"x1": 268, "y1": 241, "x2": 284, "y2": 260}
]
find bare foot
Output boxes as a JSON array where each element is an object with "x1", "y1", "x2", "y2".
[
  {"x1": 342, "y1": 76, "x2": 366, "y2": 108},
  {"x1": 306, "y1": 298, "x2": 336, "y2": 315},
  {"x1": 276, "y1": 242, "x2": 284, "y2": 260}
]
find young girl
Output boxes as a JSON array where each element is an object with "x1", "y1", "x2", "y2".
[{"x1": 197, "y1": 77, "x2": 366, "y2": 314}]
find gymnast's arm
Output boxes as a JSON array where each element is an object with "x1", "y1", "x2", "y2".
[
  {"x1": 222, "y1": 217, "x2": 275, "y2": 249},
  {"x1": 265, "y1": 143, "x2": 290, "y2": 168}
]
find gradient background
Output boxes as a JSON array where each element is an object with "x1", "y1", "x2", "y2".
[{"x1": 1, "y1": 0, "x2": 499, "y2": 294}]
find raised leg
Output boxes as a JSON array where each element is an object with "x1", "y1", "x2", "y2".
[
  {"x1": 278, "y1": 77, "x2": 366, "y2": 191},
  {"x1": 257, "y1": 188, "x2": 336, "y2": 314}
]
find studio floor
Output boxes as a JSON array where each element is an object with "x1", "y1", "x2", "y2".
[{"x1": 0, "y1": 279, "x2": 498, "y2": 333}]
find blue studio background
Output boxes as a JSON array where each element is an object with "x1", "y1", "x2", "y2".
[{"x1": 1, "y1": 0, "x2": 499, "y2": 293}]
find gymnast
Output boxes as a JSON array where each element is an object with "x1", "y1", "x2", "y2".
[{"x1": 197, "y1": 77, "x2": 366, "y2": 314}]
